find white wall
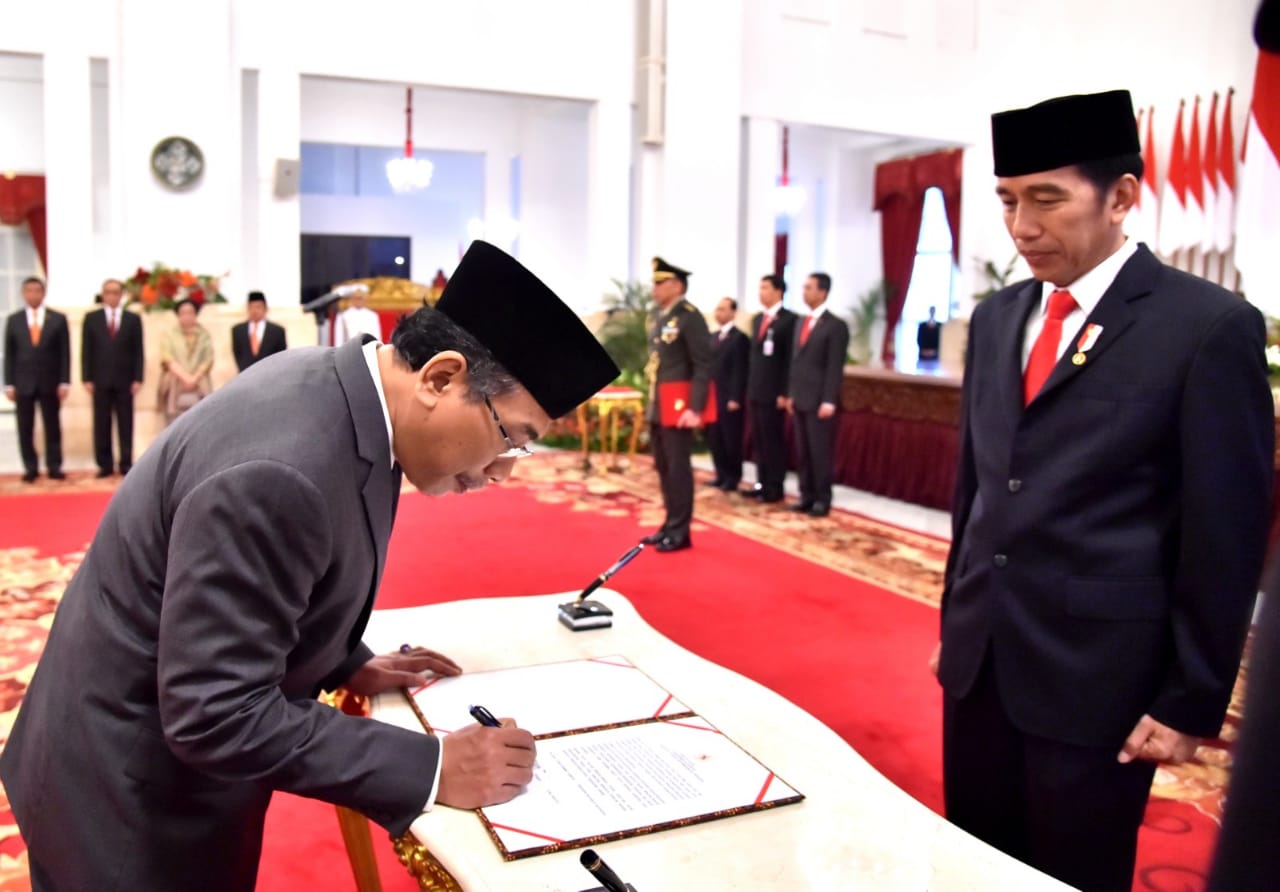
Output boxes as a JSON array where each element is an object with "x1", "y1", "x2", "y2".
[{"x1": 0, "y1": 54, "x2": 43, "y2": 172}]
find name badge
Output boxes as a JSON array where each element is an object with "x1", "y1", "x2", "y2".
[{"x1": 763, "y1": 335, "x2": 775, "y2": 357}]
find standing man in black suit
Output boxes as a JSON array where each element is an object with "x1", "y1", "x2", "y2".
[
  {"x1": 705, "y1": 297, "x2": 749, "y2": 492},
  {"x1": 934, "y1": 90, "x2": 1273, "y2": 892},
  {"x1": 786, "y1": 273, "x2": 849, "y2": 518},
  {"x1": 743, "y1": 274, "x2": 796, "y2": 503},
  {"x1": 231, "y1": 291, "x2": 288, "y2": 372},
  {"x1": 82, "y1": 278, "x2": 144, "y2": 477},
  {"x1": 3, "y1": 276, "x2": 70, "y2": 482},
  {"x1": 640, "y1": 257, "x2": 712, "y2": 553}
]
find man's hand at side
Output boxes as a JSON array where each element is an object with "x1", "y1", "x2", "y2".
[{"x1": 436, "y1": 719, "x2": 537, "y2": 808}]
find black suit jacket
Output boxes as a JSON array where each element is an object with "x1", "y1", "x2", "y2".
[
  {"x1": 745, "y1": 308, "x2": 797, "y2": 403},
  {"x1": 711, "y1": 326, "x2": 749, "y2": 410},
  {"x1": 939, "y1": 245, "x2": 1274, "y2": 748},
  {"x1": 82, "y1": 307, "x2": 144, "y2": 388},
  {"x1": 787, "y1": 312, "x2": 850, "y2": 411},
  {"x1": 4, "y1": 307, "x2": 70, "y2": 396},
  {"x1": 231, "y1": 320, "x2": 288, "y2": 371},
  {"x1": 0, "y1": 339, "x2": 432, "y2": 891}
]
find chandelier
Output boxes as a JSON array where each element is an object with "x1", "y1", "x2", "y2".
[
  {"x1": 773, "y1": 125, "x2": 806, "y2": 217},
  {"x1": 386, "y1": 87, "x2": 433, "y2": 193}
]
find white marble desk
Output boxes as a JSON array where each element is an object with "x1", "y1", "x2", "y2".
[{"x1": 364, "y1": 593, "x2": 1074, "y2": 892}]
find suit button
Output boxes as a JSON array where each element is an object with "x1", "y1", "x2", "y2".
[
  {"x1": 993, "y1": 554, "x2": 1008, "y2": 568},
  {"x1": 1008, "y1": 479, "x2": 1022, "y2": 493}
]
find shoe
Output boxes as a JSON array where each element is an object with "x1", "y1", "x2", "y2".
[
  {"x1": 96, "y1": 469, "x2": 113, "y2": 478},
  {"x1": 703, "y1": 478, "x2": 724, "y2": 488},
  {"x1": 47, "y1": 471, "x2": 66, "y2": 481},
  {"x1": 654, "y1": 536, "x2": 692, "y2": 553},
  {"x1": 808, "y1": 503, "x2": 831, "y2": 518},
  {"x1": 640, "y1": 530, "x2": 669, "y2": 545},
  {"x1": 739, "y1": 485, "x2": 763, "y2": 499},
  {"x1": 720, "y1": 481, "x2": 740, "y2": 492},
  {"x1": 759, "y1": 491, "x2": 785, "y2": 504},
  {"x1": 790, "y1": 502, "x2": 814, "y2": 513},
  {"x1": 22, "y1": 471, "x2": 37, "y2": 483}
]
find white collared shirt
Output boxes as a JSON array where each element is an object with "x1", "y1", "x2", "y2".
[
  {"x1": 359, "y1": 339, "x2": 442, "y2": 813},
  {"x1": 717, "y1": 322, "x2": 736, "y2": 339},
  {"x1": 104, "y1": 306, "x2": 121, "y2": 331},
  {"x1": 1022, "y1": 238, "x2": 1138, "y2": 370},
  {"x1": 26, "y1": 304, "x2": 46, "y2": 330},
  {"x1": 804, "y1": 301, "x2": 829, "y2": 322}
]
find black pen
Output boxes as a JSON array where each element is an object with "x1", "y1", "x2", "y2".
[
  {"x1": 578, "y1": 544, "x2": 645, "y2": 602},
  {"x1": 469, "y1": 704, "x2": 501, "y2": 727},
  {"x1": 580, "y1": 849, "x2": 629, "y2": 892}
]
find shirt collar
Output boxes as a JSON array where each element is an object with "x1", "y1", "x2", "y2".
[
  {"x1": 1038, "y1": 238, "x2": 1138, "y2": 319},
  {"x1": 361, "y1": 339, "x2": 396, "y2": 469},
  {"x1": 718, "y1": 322, "x2": 736, "y2": 335},
  {"x1": 806, "y1": 302, "x2": 829, "y2": 319},
  {"x1": 762, "y1": 303, "x2": 781, "y2": 319}
]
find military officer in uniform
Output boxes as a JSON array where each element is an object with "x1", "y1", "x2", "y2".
[{"x1": 640, "y1": 257, "x2": 712, "y2": 553}]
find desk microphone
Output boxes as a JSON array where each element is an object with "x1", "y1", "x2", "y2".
[{"x1": 579, "y1": 849, "x2": 634, "y2": 892}]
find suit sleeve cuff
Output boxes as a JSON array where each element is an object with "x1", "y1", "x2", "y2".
[{"x1": 420, "y1": 742, "x2": 443, "y2": 812}]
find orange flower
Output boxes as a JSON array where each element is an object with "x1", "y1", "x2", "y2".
[
  {"x1": 140, "y1": 284, "x2": 157, "y2": 305},
  {"x1": 178, "y1": 270, "x2": 197, "y2": 287}
]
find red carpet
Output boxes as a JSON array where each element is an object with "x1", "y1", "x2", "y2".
[{"x1": 0, "y1": 477, "x2": 1231, "y2": 891}]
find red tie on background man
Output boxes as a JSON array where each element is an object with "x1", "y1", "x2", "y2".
[
  {"x1": 799, "y1": 314, "x2": 816, "y2": 347},
  {"x1": 1023, "y1": 289, "x2": 1078, "y2": 406},
  {"x1": 757, "y1": 314, "x2": 772, "y2": 342},
  {"x1": 108, "y1": 310, "x2": 117, "y2": 338}
]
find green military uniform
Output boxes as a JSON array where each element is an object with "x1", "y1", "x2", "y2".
[{"x1": 643, "y1": 258, "x2": 712, "y2": 551}]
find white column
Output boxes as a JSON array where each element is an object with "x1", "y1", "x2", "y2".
[
  {"x1": 587, "y1": 97, "x2": 632, "y2": 305},
  {"x1": 41, "y1": 48, "x2": 96, "y2": 304},
  {"x1": 254, "y1": 65, "x2": 301, "y2": 307},
  {"x1": 741, "y1": 116, "x2": 780, "y2": 311},
  {"x1": 659, "y1": 0, "x2": 743, "y2": 308},
  {"x1": 115, "y1": 0, "x2": 238, "y2": 289},
  {"x1": 483, "y1": 146, "x2": 513, "y2": 253}
]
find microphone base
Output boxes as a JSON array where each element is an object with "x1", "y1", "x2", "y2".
[{"x1": 558, "y1": 600, "x2": 613, "y2": 631}]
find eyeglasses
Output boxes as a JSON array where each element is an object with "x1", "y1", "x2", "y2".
[{"x1": 483, "y1": 395, "x2": 535, "y2": 459}]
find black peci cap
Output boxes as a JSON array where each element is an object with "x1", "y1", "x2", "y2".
[
  {"x1": 992, "y1": 90, "x2": 1140, "y2": 177},
  {"x1": 435, "y1": 241, "x2": 619, "y2": 419}
]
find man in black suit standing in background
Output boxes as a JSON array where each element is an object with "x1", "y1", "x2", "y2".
[
  {"x1": 82, "y1": 278, "x2": 144, "y2": 477},
  {"x1": 786, "y1": 272, "x2": 849, "y2": 517},
  {"x1": 742, "y1": 274, "x2": 796, "y2": 503},
  {"x1": 705, "y1": 296, "x2": 749, "y2": 491},
  {"x1": 231, "y1": 291, "x2": 288, "y2": 372},
  {"x1": 4, "y1": 276, "x2": 70, "y2": 482}
]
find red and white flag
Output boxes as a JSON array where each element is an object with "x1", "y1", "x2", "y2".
[
  {"x1": 1128, "y1": 107, "x2": 1159, "y2": 246},
  {"x1": 1237, "y1": 47, "x2": 1280, "y2": 312},
  {"x1": 1215, "y1": 89, "x2": 1237, "y2": 254},
  {"x1": 1201, "y1": 93, "x2": 1219, "y2": 255},
  {"x1": 1185, "y1": 96, "x2": 1208, "y2": 255},
  {"x1": 1158, "y1": 101, "x2": 1189, "y2": 256}
]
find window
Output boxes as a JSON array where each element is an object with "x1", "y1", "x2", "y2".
[
  {"x1": 896, "y1": 187, "x2": 957, "y2": 369},
  {"x1": 0, "y1": 224, "x2": 39, "y2": 411}
]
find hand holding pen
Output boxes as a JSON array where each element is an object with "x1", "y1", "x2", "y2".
[{"x1": 435, "y1": 703, "x2": 537, "y2": 809}]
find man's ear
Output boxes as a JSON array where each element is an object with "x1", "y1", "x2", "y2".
[
  {"x1": 413, "y1": 351, "x2": 468, "y2": 410},
  {"x1": 1110, "y1": 173, "x2": 1139, "y2": 222}
]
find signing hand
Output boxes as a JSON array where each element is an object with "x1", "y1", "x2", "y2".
[
  {"x1": 1118, "y1": 714, "x2": 1199, "y2": 765},
  {"x1": 437, "y1": 719, "x2": 537, "y2": 808},
  {"x1": 676, "y1": 409, "x2": 701, "y2": 429},
  {"x1": 343, "y1": 648, "x2": 462, "y2": 697}
]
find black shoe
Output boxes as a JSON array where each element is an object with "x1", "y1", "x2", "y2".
[
  {"x1": 790, "y1": 502, "x2": 814, "y2": 513},
  {"x1": 22, "y1": 471, "x2": 37, "y2": 483},
  {"x1": 808, "y1": 503, "x2": 831, "y2": 518},
  {"x1": 759, "y1": 491, "x2": 785, "y2": 504},
  {"x1": 739, "y1": 485, "x2": 763, "y2": 499},
  {"x1": 47, "y1": 471, "x2": 66, "y2": 481},
  {"x1": 640, "y1": 530, "x2": 669, "y2": 545},
  {"x1": 96, "y1": 469, "x2": 113, "y2": 478},
  {"x1": 654, "y1": 536, "x2": 692, "y2": 553}
]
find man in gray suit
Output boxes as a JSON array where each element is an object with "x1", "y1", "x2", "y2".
[{"x1": 0, "y1": 241, "x2": 618, "y2": 891}]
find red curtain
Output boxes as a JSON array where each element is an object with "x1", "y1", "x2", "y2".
[
  {"x1": 872, "y1": 149, "x2": 963, "y2": 367},
  {"x1": 0, "y1": 175, "x2": 48, "y2": 273}
]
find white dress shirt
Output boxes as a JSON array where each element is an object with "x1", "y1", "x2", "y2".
[
  {"x1": 360, "y1": 340, "x2": 443, "y2": 814},
  {"x1": 1021, "y1": 238, "x2": 1138, "y2": 370}
]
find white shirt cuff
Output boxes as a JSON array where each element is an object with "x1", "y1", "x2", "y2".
[{"x1": 421, "y1": 740, "x2": 444, "y2": 812}]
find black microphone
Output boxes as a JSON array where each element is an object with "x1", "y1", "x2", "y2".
[{"x1": 579, "y1": 848, "x2": 630, "y2": 892}]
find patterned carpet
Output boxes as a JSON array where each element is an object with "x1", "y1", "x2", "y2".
[{"x1": 0, "y1": 451, "x2": 1252, "y2": 890}]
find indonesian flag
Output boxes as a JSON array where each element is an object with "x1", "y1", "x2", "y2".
[
  {"x1": 1237, "y1": 47, "x2": 1280, "y2": 312},
  {"x1": 1185, "y1": 96, "x2": 1208, "y2": 253},
  {"x1": 1201, "y1": 93, "x2": 1219, "y2": 254},
  {"x1": 1215, "y1": 89, "x2": 1237, "y2": 253},
  {"x1": 1158, "y1": 101, "x2": 1189, "y2": 256},
  {"x1": 1129, "y1": 107, "x2": 1160, "y2": 247}
]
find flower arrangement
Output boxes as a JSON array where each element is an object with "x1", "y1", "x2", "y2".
[{"x1": 125, "y1": 264, "x2": 228, "y2": 312}]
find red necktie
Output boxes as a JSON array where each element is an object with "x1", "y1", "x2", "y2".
[
  {"x1": 757, "y1": 314, "x2": 772, "y2": 342},
  {"x1": 1023, "y1": 289, "x2": 1078, "y2": 406},
  {"x1": 799, "y1": 314, "x2": 816, "y2": 347},
  {"x1": 108, "y1": 311, "x2": 117, "y2": 338}
]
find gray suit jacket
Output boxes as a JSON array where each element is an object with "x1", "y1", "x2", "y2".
[{"x1": 1, "y1": 338, "x2": 436, "y2": 891}]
